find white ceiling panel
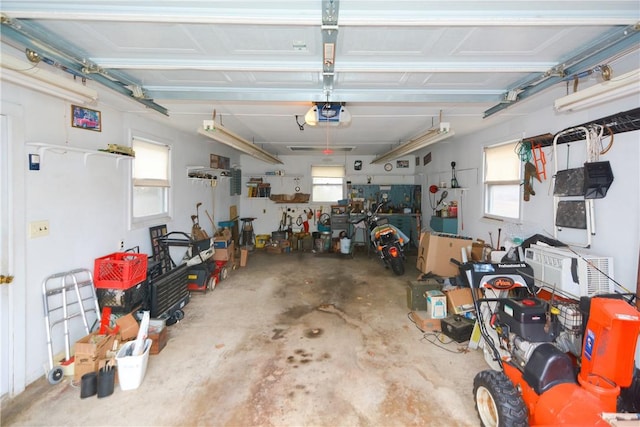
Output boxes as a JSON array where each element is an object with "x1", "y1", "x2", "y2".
[{"x1": 1, "y1": 1, "x2": 638, "y2": 157}]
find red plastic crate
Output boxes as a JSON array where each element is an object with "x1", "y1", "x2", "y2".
[{"x1": 94, "y1": 252, "x2": 148, "y2": 289}]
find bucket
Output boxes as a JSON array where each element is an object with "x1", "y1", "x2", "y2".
[
  {"x1": 116, "y1": 339, "x2": 152, "y2": 391},
  {"x1": 320, "y1": 232, "x2": 331, "y2": 252},
  {"x1": 272, "y1": 231, "x2": 286, "y2": 241},
  {"x1": 302, "y1": 235, "x2": 313, "y2": 251},
  {"x1": 255, "y1": 234, "x2": 270, "y2": 249},
  {"x1": 340, "y1": 237, "x2": 351, "y2": 254}
]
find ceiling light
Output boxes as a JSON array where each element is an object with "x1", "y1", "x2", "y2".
[
  {"x1": 0, "y1": 53, "x2": 98, "y2": 104},
  {"x1": 288, "y1": 146, "x2": 354, "y2": 152},
  {"x1": 198, "y1": 121, "x2": 282, "y2": 165},
  {"x1": 554, "y1": 68, "x2": 640, "y2": 112},
  {"x1": 371, "y1": 128, "x2": 455, "y2": 164},
  {"x1": 304, "y1": 103, "x2": 351, "y2": 127}
]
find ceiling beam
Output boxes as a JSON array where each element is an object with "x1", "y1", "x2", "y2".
[
  {"x1": 145, "y1": 86, "x2": 502, "y2": 103},
  {"x1": 1, "y1": 2, "x2": 637, "y2": 26},
  {"x1": 90, "y1": 58, "x2": 557, "y2": 74}
]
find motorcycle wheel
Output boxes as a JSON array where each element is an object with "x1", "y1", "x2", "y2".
[
  {"x1": 473, "y1": 370, "x2": 527, "y2": 427},
  {"x1": 389, "y1": 256, "x2": 405, "y2": 275}
]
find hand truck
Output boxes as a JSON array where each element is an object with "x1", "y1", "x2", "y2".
[{"x1": 42, "y1": 268, "x2": 100, "y2": 384}]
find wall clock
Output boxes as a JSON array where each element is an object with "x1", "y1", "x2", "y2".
[{"x1": 384, "y1": 162, "x2": 393, "y2": 171}]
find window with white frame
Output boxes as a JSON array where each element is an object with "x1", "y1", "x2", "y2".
[
  {"x1": 484, "y1": 140, "x2": 521, "y2": 220},
  {"x1": 132, "y1": 137, "x2": 171, "y2": 222},
  {"x1": 311, "y1": 165, "x2": 345, "y2": 203}
]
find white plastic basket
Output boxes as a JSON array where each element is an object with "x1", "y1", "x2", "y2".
[{"x1": 116, "y1": 339, "x2": 151, "y2": 391}]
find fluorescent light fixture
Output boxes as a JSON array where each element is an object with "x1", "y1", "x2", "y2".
[
  {"x1": 198, "y1": 121, "x2": 282, "y2": 165},
  {"x1": 0, "y1": 53, "x2": 98, "y2": 104},
  {"x1": 554, "y1": 68, "x2": 640, "y2": 112},
  {"x1": 304, "y1": 103, "x2": 351, "y2": 127},
  {"x1": 371, "y1": 128, "x2": 455, "y2": 164}
]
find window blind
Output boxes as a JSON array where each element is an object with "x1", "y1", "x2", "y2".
[{"x1": 133, "y1": 138, "x2": 170, "y2": 187}]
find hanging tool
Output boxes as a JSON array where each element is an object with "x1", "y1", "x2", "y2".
[
  {"x1": 303, "y1": 209, "x2": 311, "y2": 233},
  {"x1": 489, "y1": 232, "x2": 494, "y2": 250},
  {"x1": 523, "y1": 162, "x2": 541, "y2": 202},
  {"x1": 191, "y1": 202, "x2": 208, "y2": 241},
  {"x1": 497, "y1": 228, "x2": 502, "y2": 250},
  {"x1": 205, "y1": 209, "x2": 218, "y2": 235},
  {"x1": 279, "y1": 210, "x2": 287, "y2": 231},
  {"x1": 531, "y1": 142, "x2": 547, "y2": 180}
]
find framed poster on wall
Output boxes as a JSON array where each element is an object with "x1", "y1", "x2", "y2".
[{"x1": 71, "y1": 105, "x2": 101, "y2": 131}]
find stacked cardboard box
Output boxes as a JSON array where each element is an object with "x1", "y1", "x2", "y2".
[
  {"x1": 416, "y1": 232, "x2": 474, "y2": 278},
  {"x1": 73, "y1": 332, "x2": 116, "y2": 382},
  {"x1": 266, "y1": 239, "x2": 290, "y2": 254},
  {"x1": 445, "y1": 287, "x2": 482, "y2": 316},
  {"x1": 213, "y1": 237, "x2": 235, "y2": 262}
]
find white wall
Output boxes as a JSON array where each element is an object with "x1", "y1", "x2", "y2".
[
  {"x1": 414, "y1": 85, "x2": 639, "y2": 294},
  {"x1": 1, "y1": 81, "x2": 241, "y2": 394}
]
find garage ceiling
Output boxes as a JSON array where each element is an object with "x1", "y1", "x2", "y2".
[{"x1": 1, "y1": 1, "x2": 639, "y2": 158}]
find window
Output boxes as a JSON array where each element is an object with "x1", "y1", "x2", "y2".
[
  {"x1": 483, "y1": 140, "x2": 521, "y2": 219},
  {"x1": 132, "y1": 137, "x2": 171, "y2": 222},
  {"x1": 311, "y1": 165, "x2": 345, "y2": 202}
]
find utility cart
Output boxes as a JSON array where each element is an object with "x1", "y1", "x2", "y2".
[{"x1": 150, "y1": 231, "x2": 214, "y2": 320}]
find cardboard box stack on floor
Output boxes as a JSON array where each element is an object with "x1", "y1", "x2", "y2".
[
  {"x1": 73, "y1": 332, "x2": 116, "y2": 383},
  {"x1": 213, "y1": 235, "x2": 234, "y2": 262},
  {"x1": 73, "y1": 312, "x2": 171, "y2": 383}
]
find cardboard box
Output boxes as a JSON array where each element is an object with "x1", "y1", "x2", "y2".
[
  {"x1": 75, "y1": 332, "x2": 115, "y2": 359},
  {"x1": 278, "y1": 240, "x2": 291, "y2": 248},
  {"x1": 213, "y1": 240, "x2": 235, "y2": 261},
  {"x1": 116, "y1": 313, "x2": 140, "y2": 341},
  {"x1": 471, "y1": 240, "x2": 486, "y2": 261},
  {"x1": 266, "y1": 245, "x2": 282, "y2": 254},
  {"x1": 148, "y1": 318, "x2": 168, "y2": 355},
  {"x1": 445, "y1": 287, "x2": 482, "y2": 315},
  {"x1": 73, "y1": 332, "x2": 116, "y2": 382},
  {"x1": 426, "y1": 290, "x2": 447, "y2": 319},
  {"x1": 213, "y1": 236, "x2": 232, "y2": 249},
  {"x1": 416, "y1": 232, "x2": 472, "y2": 278},
  {"x1": 409, "y1": 311, "x2": 441, "y2": 332},
  {"x1": 74, "y1": 357, "x2": 98, "y2": 383}
]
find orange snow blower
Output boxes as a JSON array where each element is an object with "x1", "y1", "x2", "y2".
[{"x1": 453, "y1": 257, "x2": 640, "y2": 426}]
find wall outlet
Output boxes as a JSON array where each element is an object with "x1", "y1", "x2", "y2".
[
  {"x1": 29, "y1": 220, "x2": 49, "y2": 238},
  {"x1": 119, "y1": 240, "x2": 124, "y2": 250}
]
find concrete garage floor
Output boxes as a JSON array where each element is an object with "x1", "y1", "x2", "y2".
[{"x1": 3, "y1": 250, "x2": 488, "y2": 427}]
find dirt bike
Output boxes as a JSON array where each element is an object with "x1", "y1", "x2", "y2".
[{"x1": 351, "y1": 202, "x2": 408, "y2": 275}]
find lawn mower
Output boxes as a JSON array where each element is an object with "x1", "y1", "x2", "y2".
[{"x1": 453, "y1": 255, "x2": 640, "y2": 426}]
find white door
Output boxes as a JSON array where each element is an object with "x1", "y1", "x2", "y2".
[
  {"x1": 0, "y1": 114, "x2": 11, "y2": 396},
  {"x1": 0, "y1": 107, "x2": 27, "y2": 398}
]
